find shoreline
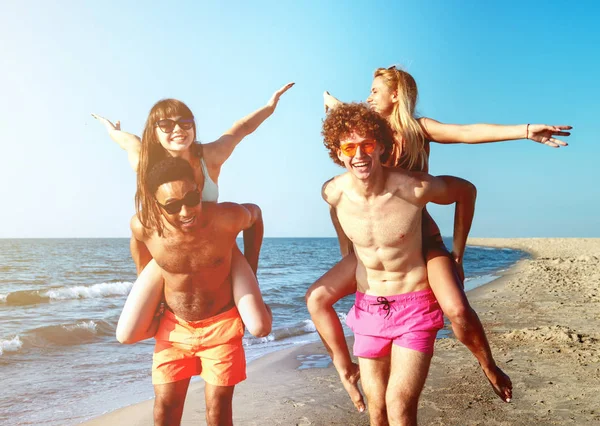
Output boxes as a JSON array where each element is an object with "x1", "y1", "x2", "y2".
[{"x1": 81, "y1": 238, "x2": 600, "y2": 425}]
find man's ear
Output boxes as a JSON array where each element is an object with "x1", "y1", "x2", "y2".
[{"x1": 337, "y1": 148, "x2": 344, "y2": 163}]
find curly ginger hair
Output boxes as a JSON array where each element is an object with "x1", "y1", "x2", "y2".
[{"x1": 321, "y1": 102, "x2": 395, "y2": 167}]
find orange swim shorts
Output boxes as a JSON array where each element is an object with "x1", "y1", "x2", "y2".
[{"x1": 152, "y1": 306, "x2": 246, "y2": 386}]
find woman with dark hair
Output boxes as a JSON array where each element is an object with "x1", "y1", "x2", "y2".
[{"x1": 93, "y1": 83, "x2": 294, "y2": 342}]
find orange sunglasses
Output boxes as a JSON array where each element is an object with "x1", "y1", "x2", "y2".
[{"x1": 339, "y1": 141, "x2": 377, "y2": 157}]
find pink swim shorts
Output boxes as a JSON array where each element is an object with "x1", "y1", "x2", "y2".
[{"x1": 346, "y1": 288, "x2": 444, "y2": 357}]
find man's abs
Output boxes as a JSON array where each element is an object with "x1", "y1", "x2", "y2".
[{"x1": 354, "y1": 247, "x2": 429, "y2": 296}]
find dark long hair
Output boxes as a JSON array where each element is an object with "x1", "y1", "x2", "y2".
[{"x1": 135, "y1": 99, "x2": 200, "y2": 235}]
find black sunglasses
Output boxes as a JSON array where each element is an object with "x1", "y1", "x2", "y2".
[
  {"x1": 155, "y1": 118, "x2": 195, "y2": 134},
  {"x1": 156, "y1": 189, "x2": 201, "y2": 215}
]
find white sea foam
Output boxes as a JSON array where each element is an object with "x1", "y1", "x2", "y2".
[
  {"x1": 336, "y1": 311, "x2": 347, "y2": 322},
  {"x1": 44, "y1": 281, "x2": 133, "y2": 300},
  {"x1": 0, "y1": 294, "x2": 6, "y2": 303},
  {"x1": 0, "y1": 335, "x2": 23, "y2": 356},
  {"x1": 300, "y1": 319, "x2": 316, "y2": 333},
  {"x1": 63, "y1": 320, "x2": 98, "y2": 333},
  {"x1": 243, "y1": 334, "x2": 275, "y2": 346}
]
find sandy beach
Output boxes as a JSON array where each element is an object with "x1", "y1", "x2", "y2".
[{"x1": 82, "y1": 238, "x2": 600, "y2": 425}]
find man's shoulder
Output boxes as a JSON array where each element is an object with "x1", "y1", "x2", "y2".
[
  {"x1": 130, "y1": 214, "x2": 152, "y2": 240},
  {"x1": 386, "y1": 168, "x2": 434, "y2": 187},
  {"x1": 322, "y1": 173, "x2": 349, "y2": 204},
  {"x1": 210, "y1": 202, "x2": 248, "y2": 222}
]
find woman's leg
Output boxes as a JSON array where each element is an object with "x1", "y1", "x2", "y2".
[
  {"x1": 116, "y1": 259, "x2": 164, "y2": 344},
  {"x1": 426, "y1": 248, "x2": 512, "y2": 402},
  {"x1": 231, "y1": 246, "x2": 272, "y2": 337},
  {"x1": 305, "y1": 253, "x2": 365, "y2": 412}
]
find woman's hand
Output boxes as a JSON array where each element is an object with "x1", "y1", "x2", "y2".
[
  {"x1": 323, "y1": 91, "x2": 342, "y2": 113},
  {"x1": 527, "y1": 124, "x2": 572, "y2": 148},
  {"x1": 91, "y1": 113, "x2": 122, "y2": 137},
  {"x1": 267, "y1": 82, "x2": 295, "y2": 110},
  {"x1": 91, "y1": 113, "x2": 141, "y2": 171}
]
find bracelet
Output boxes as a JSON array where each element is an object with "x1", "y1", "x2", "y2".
[{"x1": 526, "y1": 123, "x2": 530, "y2": 140}]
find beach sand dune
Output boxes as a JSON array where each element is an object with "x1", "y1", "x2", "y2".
[{"x1": 83, "y1": 238, "x2": 600, "y2": 425}]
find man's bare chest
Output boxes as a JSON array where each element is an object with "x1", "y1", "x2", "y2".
[
  {"x1": 336, "y1": 195, "x2": 422, "y2": 247},
  {"x1": 148, "y1": 229, "x2": 235, "y2": 274}
]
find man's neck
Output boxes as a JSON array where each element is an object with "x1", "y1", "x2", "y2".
[{"x1": 349, "y1": 166, "x2": 387, "y2": 199}]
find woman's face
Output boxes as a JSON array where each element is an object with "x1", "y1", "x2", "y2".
[
  {"x1": 367, "y1": 76, "x2": 396, "y2": 117},
  {"x1": 154, "y1": 116, "x2": 196, "y2": 154}
]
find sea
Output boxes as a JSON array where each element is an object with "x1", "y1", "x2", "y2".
[{"x1": 0, "y1": 238, "x2": 527, "y2": 425}]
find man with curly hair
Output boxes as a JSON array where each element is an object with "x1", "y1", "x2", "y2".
[{"x1": 318, "y1": 103, "x2": 479, "y2": 425}]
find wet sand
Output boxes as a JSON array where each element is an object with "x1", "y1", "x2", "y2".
[{"x1": 82, "y1": 238, "x2": 600, "y2": 425}]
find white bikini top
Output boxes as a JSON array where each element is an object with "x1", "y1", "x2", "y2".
[{"x1": 200, "y1": 157, "x2": 219, "y2": 202}]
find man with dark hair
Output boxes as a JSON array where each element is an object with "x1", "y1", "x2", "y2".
[
  {"x1": 313, "y1": 103, "x2": 506, "y2": 425},
  {"x1": 119, "y1": 156, "x2": 267, "y2": 426}
]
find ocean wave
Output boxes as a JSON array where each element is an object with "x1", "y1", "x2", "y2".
[
  {"x1": 0, "y1": 336, "x2": 23, "y2": 356},
  {"x1": 10, "y1": 319, "x2": 115, "y2": 350},
  {"x1": 2, "y1": 282, "x2": 133, "y2": 306},
  {"x1": 45, "y1": 281, "x2": 132, "y2": 300},
  {"x1": 244, "y1": 318, "x2": 317, "y2": 346}
]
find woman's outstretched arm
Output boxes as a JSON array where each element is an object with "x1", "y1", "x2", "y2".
[
  {"x1": 91, "y1": 114, "x2": 142, "y2": 171},
  {"x1": 419, "y1": 117, "x2": 572, "y2": 148},
  {"x1": 203, "y1": 82, "x2": 294, "y2": 175}
]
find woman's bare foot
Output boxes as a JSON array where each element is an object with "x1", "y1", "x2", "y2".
[
  {"x1": 338, "y1": 362, "x2": 366, "y2": 412},
  {"x1": 483, "y1": 365, "x2": 513, "y2": 402}
]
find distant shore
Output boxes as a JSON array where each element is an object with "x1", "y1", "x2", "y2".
[{"x1": 82, "y1": 238, "x2": 600, "y2": 425}]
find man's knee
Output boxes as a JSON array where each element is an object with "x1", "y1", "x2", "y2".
[
  {"x1": 386, "y1": 390, "x2": 419, "y2": 421},
  {"x1": 366, "y1": 403, "x2": 388, "y2": 426},
  {"x1": 205, "y1": 387, "x2": 234, "y2": 425},
  {"x1": 154, "y1": 396, "x2": 185, "y2": 425}
]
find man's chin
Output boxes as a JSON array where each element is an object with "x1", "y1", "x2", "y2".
[
  {"x1": 350, "y1": 168, "x2": 373, "y2": 180},
  {"x1": 179, "y1": 216, "x2": 197, "y2": 230}
]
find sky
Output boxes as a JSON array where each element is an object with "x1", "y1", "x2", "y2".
[{"x1": 0, "y1": 1, "x2": 598, "y2": 238}]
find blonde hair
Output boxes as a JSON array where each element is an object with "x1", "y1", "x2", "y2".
[{"x1": 373, "y1": 66, "x2": 428, "y2": 172}]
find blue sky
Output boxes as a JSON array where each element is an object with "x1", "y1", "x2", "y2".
[{"x1": 1, "y1": 1, "x2": 598, "y2": 238}]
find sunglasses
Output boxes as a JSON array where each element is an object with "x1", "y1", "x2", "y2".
[
  {"x1": 156, "y1": 189, "x2": 201, "y2": 215},
  {"x1": 339, "y1": 141, "x2": 377, "y2": 157},
  {"x1": 155, "y1": 118, "x2": 195, "y2": 134}
]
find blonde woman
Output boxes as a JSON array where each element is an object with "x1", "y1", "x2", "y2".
[
  {"x1": 306, "y1": 67, "x2": 570, "y2": 411},
  {"x1": 92, "y1": 83, "x2": 293, "y2": 343}
]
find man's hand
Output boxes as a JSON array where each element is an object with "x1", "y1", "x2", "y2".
[{"x1": 451, "y1": 251, "x2": 465, "y2": 287}]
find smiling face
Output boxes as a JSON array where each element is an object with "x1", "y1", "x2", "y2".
[
  {"x1": 337, "y1": 131, "x2": 384, "y2": 180},
  {"x1": 154, "y1": 178, "x2": 202, "y2": 232},
  {"x1": 367, "y1": 76, "x2": 396, "y2": 117},
  {"x1": 154, "y1": 115, "x2": 196, "y2": 155}
]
